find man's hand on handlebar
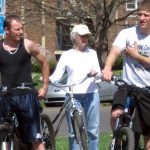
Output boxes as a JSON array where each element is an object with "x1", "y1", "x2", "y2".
[
  {"x1": 101, "y1": 69, "x2": 113, "y2": 81},
  {"x1": 37, "y1": 87, "x2": 47, "y2": 99}
]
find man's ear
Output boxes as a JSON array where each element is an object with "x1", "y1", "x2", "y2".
[{"x1": 4, "y1": 27, "x2": 9, "y2": 34}]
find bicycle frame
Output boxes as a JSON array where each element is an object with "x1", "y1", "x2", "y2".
[
  {"x1": 110, "y1": 95, "x2": 134, "y2": 150},
  {"x1": 50, "y1": 75, "x2": 90, "y2": 150},
  {"x1": 50, "y1": 75, "x2": 90, "y2": 137},
  {"x1": 0, "y1": 88, "x2": 20, "y2": 150},
  {"x1": 0, "y1": 83, "x2": 38, "y2": 149},
  {"x1": 109, "y1": 77, "x2": 150, "y2": 150},
  {"x1": 51, "y1": 90, "x2": 83, "y2": 137},
  {"x1": 0, "y1": 83, "x2": 54, "y2": 150}
]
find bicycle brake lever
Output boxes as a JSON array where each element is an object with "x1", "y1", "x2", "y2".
[{"x1": 87, "y1": 72, "x2": 98, "y2": 78}]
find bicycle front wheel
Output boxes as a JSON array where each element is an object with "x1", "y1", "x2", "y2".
[
  {"x1": 0, "y1": 123, "x2": 20, "y2": 150},
  {"x1": 114, "y1": 127, "x2": 135, "y2": 150},
  {"x1": 72, "y1": 110, "x2": 88, "y2": 150},
  {"x1": 40, "y1": 113, "x2": 55, "y2": 150}
]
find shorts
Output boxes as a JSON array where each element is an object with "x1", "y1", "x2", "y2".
[
  {"x1": 112, "y1": 85, "x2": 150, "y2": 135},
  {"x1": 112, "y1": 85, "x2": 129, "y2": 110},
  {"x1": 0, "y1": 93, "x2": 42, "y2": 143}
]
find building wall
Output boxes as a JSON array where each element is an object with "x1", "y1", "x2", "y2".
[
  {"x1": 5, "y1": 0, "x2": 139, "y2": 62},
  {"x1": 6, "y1": 0, "x2": 57, "y2": 61},
  {"x1": 108, "y1": 3, "x2": 138, "y2": 50}
]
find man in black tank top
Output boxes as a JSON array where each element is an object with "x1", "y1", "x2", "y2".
[{"x1": 0, "y1": 15, "x2": 49, "y2": 150}]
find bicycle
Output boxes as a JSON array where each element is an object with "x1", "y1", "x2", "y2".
[
  {"x1": 109, "y1": 77, "x2": 147, "y2": 150},
  {"x1": 49, "y1": 74, "x2": 96, "y2": 150},
  {"x1": 0, "y1": 83, "x2": 55, "y2": 150},
  {"x1": 40, "y1": 105, "x2": 55, "y2": 150}
]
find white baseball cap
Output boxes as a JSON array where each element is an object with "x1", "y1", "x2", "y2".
[{"x1": 71, "y1": 24, "x2": 91, "y2": 35}]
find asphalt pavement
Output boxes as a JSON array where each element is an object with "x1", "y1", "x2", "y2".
[{"x1": 43, "y1": 104, "x2": 112, "y2": 137}]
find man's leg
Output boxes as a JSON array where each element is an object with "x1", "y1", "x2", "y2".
[
  {"x1": 111, "y1": 108, "x2": 124, "y2": 131},
  {"x1": 144, "y1": 135, "x2": 150, "y2": 150},
  {"x1": 32, "y1": 141, "x2": 45, "y2": 150}
]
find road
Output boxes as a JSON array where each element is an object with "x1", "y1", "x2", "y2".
[{"x1": 43, "y1": 104, "x2": 112, "y2": 137}]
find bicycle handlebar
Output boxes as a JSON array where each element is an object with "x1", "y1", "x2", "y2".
[
  {"x1": 50, "y1": 73, "x2": 96, "y2": 88},
  {"x1": 0, "y1": 82, "x2": 36, "y2": 96},
  {"x1": 113, "y1": 77, "x2": 150, "y2": 95}
]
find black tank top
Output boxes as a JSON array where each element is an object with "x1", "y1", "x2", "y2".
[{"x1": 0, "y1": 39, "x2": 32, "y2": 88}]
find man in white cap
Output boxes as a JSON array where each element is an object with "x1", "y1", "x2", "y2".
[{"x1": 49, "y1": 24, "x2": 101, "y2": 150}]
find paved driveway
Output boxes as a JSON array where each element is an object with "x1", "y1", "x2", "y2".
[{"x1": 43, "y1": 104, "x2": 112, "y2": 137}]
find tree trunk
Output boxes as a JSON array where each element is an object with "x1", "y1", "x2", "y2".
[{"x1": 94, "y1": 30, "x2": 109, "y2": 69}]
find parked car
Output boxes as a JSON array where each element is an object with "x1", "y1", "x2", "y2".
[{"x1": 44, "y1": 76, "x2": 118, "y2": 105}]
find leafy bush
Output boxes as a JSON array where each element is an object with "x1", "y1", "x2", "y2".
[
  {"x1": 49, "y1": 60, "x2": 57, "y2": 75},
  {"x1": 113, "y1": 56, "x2": 123, "y2": 70},
  {"x1": 113, "y1": 70, "x2": 122, "y2": 76},
  {"x1": 32, "y1": 60, "x2": 41, "y2": 73},
  {"x1": 32, "y1": 59, "x2": 57, "y2": 73},
  {"x1": 32, "y1": 73, "x2": 42, "y2": 89}
]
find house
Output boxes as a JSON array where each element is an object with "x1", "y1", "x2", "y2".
[{"x1": 3, "y1": 0, "x2": 141, "y2": 63}]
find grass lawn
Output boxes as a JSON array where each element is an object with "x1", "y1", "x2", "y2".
[
  {"x1": 56, "y1": 132, "x2": 144, "y2": 150},
  {"x1": 56, "y1": 132, "x2": 112, "y2": 150}
]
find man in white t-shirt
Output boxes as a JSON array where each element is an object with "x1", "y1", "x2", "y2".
[
  {"x1": 50, "y1": 24, "x2": 101, "y2": 150},
  {"x1": 102, "y1": 0, "x2": 150, "y2": 149}
]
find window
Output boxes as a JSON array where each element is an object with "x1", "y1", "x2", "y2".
[
  {"x1": 126, "y1": 0, "x2": 137, "y2": 11},
  {"x1": 56, "y1": 19, "x2": 72, "y2": 50},
  {"x1": 56, "y1": 0, "x2": 72, "y2": 50}
]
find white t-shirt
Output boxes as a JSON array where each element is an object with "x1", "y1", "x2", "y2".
[
  {"x1": 50, "y1": 47, "x2": 101, "y2": 93},
  {"x1": 113, "y1": 26, "x2": 150, "y2": 87}
]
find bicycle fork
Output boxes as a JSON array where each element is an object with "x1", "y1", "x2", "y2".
[
  {"x1": 110, "y1": 117, "x2": 121, "y2": 150},
  {"x1": 1, "y1": 142, "x2": 7, "y2": 150},
  {"x1": 1, "y1": 141, "x2": 14, "y2": 150},
  {"x1": 2, "y1": 115, "x2": 18, "y2": 150}
]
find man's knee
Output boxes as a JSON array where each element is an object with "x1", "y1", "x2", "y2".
[
  {"x1": 32, "y1": 141, "x2": 45, "y2": 150},
  {"x1": 111, "y1": 108, "x2": 124, "y2": 119},
  {"x1": 110, "y1": 108, "x2": 124, "y2": 130}
]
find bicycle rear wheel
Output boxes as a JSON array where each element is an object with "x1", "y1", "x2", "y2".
[
  {"x1": 114, "y1": 127, "x2": 135, "y2": 150},
  {"x1": 0, "y1": 123, "x2": 20, "y2": 150},
  {"x1": 72, "y1": 110, "x2": 88, "y2": 150},
  {"x1": 12, "y1": 113, "x2": 56, "y2": 150},
  {"x1": 40, "y1": 113, "x2": 55, "y2": 150}
]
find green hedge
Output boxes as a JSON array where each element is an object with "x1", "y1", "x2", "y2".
[
  {"x1": 113, "y1": 56, "x2": 123, "y2": 70},
  {"x1": 32, "y1": 59, "x2": 56, "y2": 73}
]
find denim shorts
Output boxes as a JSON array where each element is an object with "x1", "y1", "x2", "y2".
[{"x1": 0, "y1": 93, "x2": 42, "y2": 143}]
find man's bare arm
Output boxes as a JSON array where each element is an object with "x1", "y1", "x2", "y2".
[
  {"x1": 25, "y1": 39, "x2": 50, "y2": 98},
  {"x1": 102, "y1": 46, "x2": 121, "y2": 81}
]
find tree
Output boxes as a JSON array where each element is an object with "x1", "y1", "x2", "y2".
[
  {"x1": 28, "y1": 0, "x2": 137, "y2": 67},
  {"x1": 61, "y1": 0, "x2": 138, "y2": 68}
]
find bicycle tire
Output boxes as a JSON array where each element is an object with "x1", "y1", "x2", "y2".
[
  {"x1": 72, "y1": 110, "x2": 88, "y2": 150},
  {"x1": 0, "y1": 123, "x2": 20, "y2": 150},
  {"x1": 40, "y1": 113, "x2": 55, "y2": 150},
  {"x1": 114, "y1": 127, "x2": 135, "y2": 150},
  {"x1": 11, "y1": 113, "x2": 56, "y2": 150}
]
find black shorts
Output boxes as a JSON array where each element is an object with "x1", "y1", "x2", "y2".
[
  {"x1": 0, "y1": 93, "x2": 42, "y2": 143},
  {"x1": 112, "y1": 85, "x2": 150, "y2": 135},
  {"x1": 112, "y1": 85, "x2": 128, "y2": 110}
]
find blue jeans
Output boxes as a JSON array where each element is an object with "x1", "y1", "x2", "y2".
[{"x1": 66, "y1": 93, "x2": 100, "y2": 150}]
